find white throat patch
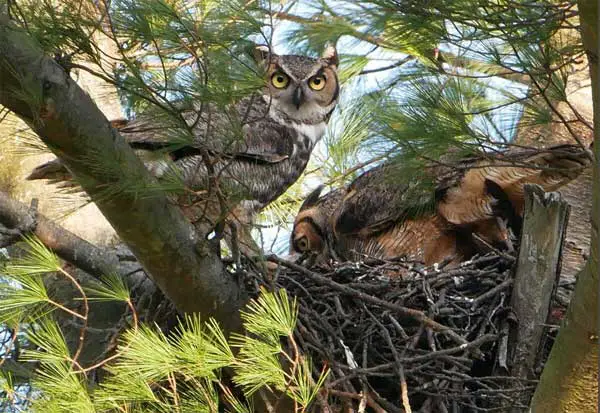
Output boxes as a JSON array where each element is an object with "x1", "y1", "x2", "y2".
[
  {"x1": 263, "y1": 95, "x2": 330, "y2": 144},
  {"x1": 293, "y1": 122, "x2": 327, "y2": 145}
]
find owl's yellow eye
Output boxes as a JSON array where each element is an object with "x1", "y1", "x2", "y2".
[
  {"x1": 308, "y1": 75, "x2": 326, "y2": 91},
  {"x1": 271, "y1": 72, "x2": 290, "y2": 89}
]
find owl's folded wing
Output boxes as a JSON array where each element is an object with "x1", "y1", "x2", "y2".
[
  {"x1": 118, "y1": 112, "x2": 293, "y2": 165},
  {"x1": 27, "y1": 114, "x2": 292, "y2": 183},
  {"x1": 333, "y1": 165, "x2": 437, "y2": 238}
]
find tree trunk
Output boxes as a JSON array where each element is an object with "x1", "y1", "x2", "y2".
[
  {"x1": 530, "y1": 2, "x2": 599, "y2": 410},
  {"x1": 0, "y1": 1, "x2": 124, "y2": 246}
]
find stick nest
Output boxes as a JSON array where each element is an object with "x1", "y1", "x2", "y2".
[{"x1": 244, "y1": 253, "x2": 571, "y2": 412}]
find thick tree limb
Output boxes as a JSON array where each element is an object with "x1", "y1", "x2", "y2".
[{"x1": 0, "y1": 14, "x2": 245, "y2": 333}]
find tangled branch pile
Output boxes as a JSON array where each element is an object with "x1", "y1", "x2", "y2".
[{"x1": 248, "y1": 253, "x2": 569, "y2": 412}]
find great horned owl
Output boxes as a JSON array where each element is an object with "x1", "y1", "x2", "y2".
[
  {"x1": 28, "y1": 45, "x2": 340, "y2": 255},
  {"x1": 291, "y1": 144, "x2": 590, "y2": 266}
]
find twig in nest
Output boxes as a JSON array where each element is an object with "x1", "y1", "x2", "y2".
[
  {"x1": 341, "y1": 334, "x2": 497, "y2": 374},
  {"x1": 471, "y1": 278, "x2": 513, "y2": 309},
  {"x1": 326, "y1": 389, "x2": 387, "y2": 413},
  {"x1": 254, "y1": 251, "x2": 549, "y2": 411}
]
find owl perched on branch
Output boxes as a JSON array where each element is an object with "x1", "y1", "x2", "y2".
[
  {"x1": 291, "y1": 144, "x2": 590, "y2": 266},
  {"x1": 28, "y1": 45, "x2": 340, "y2": 255}
]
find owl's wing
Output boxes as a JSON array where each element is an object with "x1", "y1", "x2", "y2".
[
  {"x1": 118, "y1": 100, "x2": 294, "y2": 165},
  {"x1": 334, "y1": 144, "x2": 590, "y2": 237},
  {"x1": 333, "y1": 164, "x2": 437, "y2": 238},
  {"x1": 26, "y1": 118, "x2": 133, "y2": 183},
  {"x1": 436, "y1": 144, "x2": 591, "y2": 226},
  {"x1": 126, "y1": 141, "x2": 289, "y2": 164},
  {"x1": 27, "y1": 99, "x2": 293, "y2": 183}
]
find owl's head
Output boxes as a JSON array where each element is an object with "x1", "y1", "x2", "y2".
[
  {"x1": 254, "y1": 45, "x2": 339, "y2": 122},
  {"x1": 290, "y1": 186, "x2": 343, "y2": 260}
]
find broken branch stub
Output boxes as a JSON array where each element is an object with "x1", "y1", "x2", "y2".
[{"x1": 509, "y1": 184, "x2": 570, "y2": 381}]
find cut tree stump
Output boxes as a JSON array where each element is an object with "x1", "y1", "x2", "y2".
[{"x1": 508, "y1": 184, "x2": 570, "y2": 407}]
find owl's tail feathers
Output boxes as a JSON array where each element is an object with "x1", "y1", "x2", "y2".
[
  {"x1": 438, "y1": 144, "x2": 591, "y2": 228},
  {"x1": 26, "y1": 159, "x2": 85, "y2": 192},
  {"x1": 493, "y1": 144, "x2": 592, "y2": 207},
  {"x1": 534, "y1": 143, "x2": 592, "y2": 181},
  {"x1": 26, "y1": 160, "x2": 89, "y2": 196}
]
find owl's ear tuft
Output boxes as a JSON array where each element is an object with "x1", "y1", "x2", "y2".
[
  {"x1": 300, "y1": 185, "x2": 325, "y2": 211},
  {"x1": 253, "y1": 45, "x2": 273, "y2": 66},
  {"x1": 322, "y1": 44, "x2": 339, "y2": 67}
]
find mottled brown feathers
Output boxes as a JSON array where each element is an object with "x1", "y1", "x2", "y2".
[
  {"x1": 290, "y1": 187, "x2": 344, "y2": 258},
  {"x1": 291, "y1": 144, "x2": 590, "y2": 267}
]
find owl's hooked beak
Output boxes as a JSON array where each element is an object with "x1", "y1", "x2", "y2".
[{"x1": 292, "y1": 87, "x2": 304, "y2": 109}]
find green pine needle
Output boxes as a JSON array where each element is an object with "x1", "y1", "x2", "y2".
[
  {"x1": 31, "y1": 361, "x2": 94, "y2": 413},
  {"x1": 5, "y1": 236, "x2": 61, "y2": 277},
  {"x1": 172, "y1": 315, "x2": 235, "y2": 377},
  {"x1": 22, "y1": 317, "x2": 71, "y2": 365},
  {"x1": 111, "y1": 324, "x2": 178, "y2": 381},
  {"x1": 0, "y1": 275, "x2": 52, "y2": 324},
  {"x1": 84, "y1": 272, "x2": 131, "y2": 303},
  {"x1": 232, "y1": 336, "x2": 287, "y2": 396},
  {"x1": 288, "y1": 357, "x2": 329, "y2": 408}
]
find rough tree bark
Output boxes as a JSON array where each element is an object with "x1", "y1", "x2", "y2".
[
  {"x1": 530, "y1": 2, "x2": 599, "y2": 411},
  {"x1": 0, "y1": 14, "x2": 247, "y2": 334},
  {"x1": 0, "y1": 0, "x2": 122, "y2": 245},
  {"x1": 509, "y1": 185, "x2": 570, "y2": 382}
]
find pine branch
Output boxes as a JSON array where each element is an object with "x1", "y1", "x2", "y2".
[{"x1": 270, "y1": 10, "x2": 530, "y2": 84}]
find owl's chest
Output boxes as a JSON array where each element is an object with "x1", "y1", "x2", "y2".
[
  {"x1": 242, "y1": 118, "x2": 322, "y2": 163},
  {"x1": 242, "y1": 120, "x2": 295, "y2": 156}
]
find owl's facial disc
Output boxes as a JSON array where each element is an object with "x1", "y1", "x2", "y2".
[
  {"x1": 291, "y1": 214, "x2": 326, "y2": 254},
  {"x1": 263, "y1": 53, "x2": 339, "y2": 122}
]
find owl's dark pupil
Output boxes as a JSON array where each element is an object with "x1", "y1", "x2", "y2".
[
  {"x1": 277, "y1": 76, "x2": 284, "y2": 82},
  {"x1": 314, "y1": 79, "x2": 321, "y2": 85}
]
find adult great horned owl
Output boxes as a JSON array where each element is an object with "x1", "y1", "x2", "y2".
[
  {"x1": 29, "y1": 45, "x2": 340, "y2": 254},
  {"x1": 291, "y1": 144, "x2": 590, "y2": 266}
]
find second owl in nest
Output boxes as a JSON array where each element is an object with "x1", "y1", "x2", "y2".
[{"x1": 291, "y1": 144, "x2": 590, "y2": 267}]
